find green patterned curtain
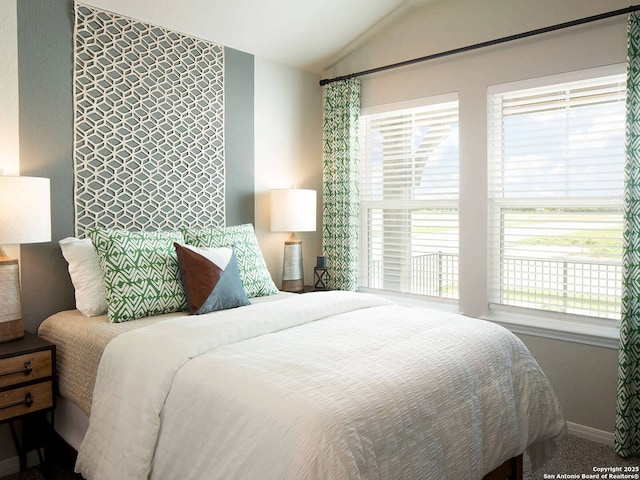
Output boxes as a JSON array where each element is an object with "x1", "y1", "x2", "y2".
[
  {"x1": 617, "y1": 11, "x2": 640, "y2": 458},
  {"x1": 322, "y1": 78, "x2": 361, "y2": 291}
]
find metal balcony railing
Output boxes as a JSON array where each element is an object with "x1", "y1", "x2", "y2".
[
  {"x1": 369, "y1": 253, "x2": 622, "y2": 318},
  {"x1": 498, "y1": 255, "x2": 622, "y2": 318},
  {"x1": 370, "y1": 252, "x2": 459, "y2": 299}
]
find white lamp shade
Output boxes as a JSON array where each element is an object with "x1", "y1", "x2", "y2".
[
  {"x1": 270, "y1": 189, "x2": 316, "y2": 233},
  {"x1": 0, "y1": 176, "x2": 51, "y2": 244}
]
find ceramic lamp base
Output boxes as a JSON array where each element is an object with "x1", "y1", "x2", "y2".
[
  {"x1": 0, "y1": 318, "x2": 24, "y2": 343},
  {"x1": 0, "y1": 257, "x2": 24, "y2": 343},
  {"x1": 282, "y1": 236, "x2": 304, "y2": 293}
]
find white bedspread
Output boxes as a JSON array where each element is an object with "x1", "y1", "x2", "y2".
[{"x1": 76, "y1": 291, "x2": 566, "y2": 480}]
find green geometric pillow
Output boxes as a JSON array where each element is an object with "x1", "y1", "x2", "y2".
[
  {"x1": 88, "y1": 228, "x2": 187, "y2": 323},
  {"x1": 181, "y1": 224, "x2": 279, "y2": 298}
]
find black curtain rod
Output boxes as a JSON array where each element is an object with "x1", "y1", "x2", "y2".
[{"x1": 319, "y1": 4, "x2": 640, "y2": 87}]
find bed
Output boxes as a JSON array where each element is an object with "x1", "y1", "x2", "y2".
[{"x1": 38, "y1": 225, "x2": 566, "y2": 480}]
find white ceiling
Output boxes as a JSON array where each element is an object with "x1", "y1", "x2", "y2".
[{"x1": 84, "y1": 0, "x2": 440, "y2": 73}]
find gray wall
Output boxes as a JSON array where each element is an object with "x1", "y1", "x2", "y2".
[
  {"x1": 17, "y1": 0, "x2": 75, "y2": 334},
  {"x1": 225, "y1": 47, "x2": 255, "y2": 226},
  {"x1": 17, "y1": 0, "x2": 255, "y2": 334},
  {"x1": 517, "y1": 333, "x2": 618, "y2": 432}
]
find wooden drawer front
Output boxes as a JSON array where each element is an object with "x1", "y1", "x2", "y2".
[
  {"x1": 0, "y1": 381, "x2": 53, "y2": 422},
  {"x1": 0, "y1": 350, "x2": 52, "y2": 389}
]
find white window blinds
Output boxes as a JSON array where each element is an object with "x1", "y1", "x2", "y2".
[
  {"x1": 360, "y1": 97, "x2": 459, "y2": 299},
  {"x1": 487, "y1": 70, "x2": 625, "y2": 320}
]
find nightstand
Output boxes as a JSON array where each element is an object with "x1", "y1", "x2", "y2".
[
  {"x1": 0, "y1": 332, "x2": 56, "y2": 472},
  {"x1": 294, "y1": 286, "x2": 330, "y2": 293}
]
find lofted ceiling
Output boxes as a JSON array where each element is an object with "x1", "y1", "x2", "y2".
[{"x1": 83, "y1": 0, "x2": 442, "y2": 73}]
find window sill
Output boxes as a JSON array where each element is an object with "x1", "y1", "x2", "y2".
[
  {"x1": 360, "y1": 288, "x2": 619, "y2": 349},
  {"x1": 481, "y1": 309, "x2": 619, "y2": 349}
]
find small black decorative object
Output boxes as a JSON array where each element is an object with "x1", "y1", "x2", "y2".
[
  {"x1": 314, "y1": 267, "x2": 328, "y2": 290},
  {"x1": 314, "y1": 256, "x2": 328, "y2": 290}
]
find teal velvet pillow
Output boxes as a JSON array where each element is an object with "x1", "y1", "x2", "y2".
[
  {"x1": 88, "y1": 228, "x2": 187, "y2": 323},
  {"x1": 181, "y1": 224, "x2": 279, "y2": 298},
  {"x1": 174, "y1": 243, "x2": 250, "y2": 314}
]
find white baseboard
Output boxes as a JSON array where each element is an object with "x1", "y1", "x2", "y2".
[
  {"x1": 0, "y1": 450, "x2": 40, "y2": 477},
  {"x1": 567, "y1": 421, "x2": 615, "y2": 446}
]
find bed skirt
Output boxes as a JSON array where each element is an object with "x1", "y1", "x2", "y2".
[{"x1": 484, "y1": 455, "x2": 523, "y2": 480}]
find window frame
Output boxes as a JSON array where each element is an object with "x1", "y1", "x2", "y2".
[
  {"x1": 484, "y1": 64, "x2": 625, "y2": 346},
  {"x1": 358, "y1": 93, "x2": 460, "y2": 302},
  {"x1": 356, "y1": 66, "x2": 625, "y2": 349}
]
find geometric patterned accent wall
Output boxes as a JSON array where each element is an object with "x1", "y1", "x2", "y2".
[{"x1": 73, "y1": 4, "x2": 225, "y2": 237}]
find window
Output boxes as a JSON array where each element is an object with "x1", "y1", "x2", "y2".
[
  {"x1": 488, "y1": 69, "x2": 626, "y2": 321},
  {"x1": 359, "y1": 95, "x2": 459, "y2": 299}
]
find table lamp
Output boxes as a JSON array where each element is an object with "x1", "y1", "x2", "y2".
[
  {"x1": 270, "y1": 188, "x2": 316, "y2": 292},
  {"x1": 0, "y1": 176, "x2": 51, "y2": 342}
]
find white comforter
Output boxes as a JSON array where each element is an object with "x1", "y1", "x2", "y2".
[{"x1": 76, "y1": 291, "x2": 566, "y2": 480}]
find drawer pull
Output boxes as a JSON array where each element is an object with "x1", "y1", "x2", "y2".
[
  {"x1": 0, "y1": 392, "x2": 33, "y2": 411},
  {"x1": 0, "y1": 361, "x2": 32, "y2": 379}
]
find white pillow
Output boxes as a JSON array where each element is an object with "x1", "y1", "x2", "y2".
[
  {"x1": 59, "y1": 237, "x2": 107, "y2": 317},
  {"x1": 176, "y1": 243, "x2": 234, "y2": 269}
]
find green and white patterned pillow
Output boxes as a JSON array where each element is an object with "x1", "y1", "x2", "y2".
[
  {"x1": 88, "y1": 228, "x2": 187, "y2": 322},
  {"x1": 181, "y1": 224, "x2": 279, "y2": 298}
]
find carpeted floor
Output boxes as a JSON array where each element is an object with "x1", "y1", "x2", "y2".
[
  {"x1": 1, "y1": 434, "x2": 639, "y2": 480},
  {"x1": 524, "y1": 434, "x2": 640, "y2": 479}
]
